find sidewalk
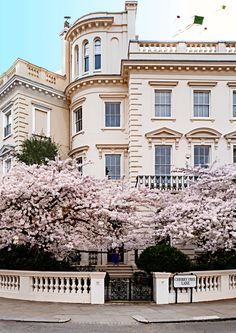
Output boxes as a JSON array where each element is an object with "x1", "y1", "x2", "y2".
[{"x1": 0, "y1": 297, "x2": 235, "y2": 325}]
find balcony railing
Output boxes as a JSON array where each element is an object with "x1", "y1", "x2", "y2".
[
  {"x1": 129, "y1": 41, "x2": 236, "y2": 54},
  {"x1": 136, "y1": 175, "x2": 198, "y2": 191},
  {"x1": 4, "y1": 124, "x2": 11, "y2": 138}
]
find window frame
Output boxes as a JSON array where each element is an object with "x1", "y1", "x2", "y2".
[
  {"x1": 233, "y1": 91, "x2": 236, "y2": 118},
  {"x1": 83, "y1": 41, "x2": 89, "y2": 73},
  {"x1": 154, "y1": 145, "x2": 172, "y2": 176},
  {"x1": 94, "y1": 38, "x2": 101, "y2": 71},
  {"x1": 104, "y1": 154, "x2": 122, "y2": 180},
  {"x1": 74, "y1": 106, "x2": 83, "y2": 134},
  {"x1": 193, "y1": 90, "x2": 211, "y2": 118},
  {"x1": 193, "y1": 145, "x2": 211, "y2": 168},
  {"x1": 3, "y1": 109, "x2": 12, "y2": 139},
  {"x1": 3, "y1": 157, "x2": 12, "y2": 174},
  {"x1": 32, "y1": 103, "x2": 51, "y2": 137},
  {"x1": 74, "y1": 44, "x2": 79, "y2": 78},
  {"x1": 104, "y1": 101, "x2": 121, "y2": 128},
  {"x1": 233, "y1": 145, "x2": 236, "y2": 163},
  {"x1": 154, "y1": 89, "x2": 172, "y2": 118}
]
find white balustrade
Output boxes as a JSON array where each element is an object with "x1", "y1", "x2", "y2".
[
  {"x1": 0, "y1": 270, "x2": 105, "y2": 304},
  {"x1": 134, "y1": 41, "x2": 236, "y2": 54},
  {"x1": 153, "y1": 270, "x2": 236, "y2": 304}
]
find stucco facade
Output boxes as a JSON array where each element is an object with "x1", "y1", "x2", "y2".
[{"x1": 1, "y1": 1, "x2": 236, "y2": 186}]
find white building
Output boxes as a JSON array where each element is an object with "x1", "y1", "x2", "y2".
[{"x1": 1, "y1": 0, "x2": 236, "y2": 188}]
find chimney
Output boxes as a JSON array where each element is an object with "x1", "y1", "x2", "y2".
[{"x1": 125, "y1": 1, "x2": 138, "y2": 41}]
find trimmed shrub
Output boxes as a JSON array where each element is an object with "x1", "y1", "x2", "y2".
[
  {"x1": 0, "y1": 244, "x2": 75, "y2": 271},
  {"x1": 136, "y1": 244, "x2": 191, "y2": 274},
  {"x1": 193, "y1": 250, "x2": 236, "y2": 270}
]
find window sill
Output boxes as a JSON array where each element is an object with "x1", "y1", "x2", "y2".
[
  {"x1": 72, "y1": 130, "x2": 85, "y2": 139},
  {"x1": 151, "y1": 117, "x2": 176, "y2": 121},
  {"x1": 101, "y1": 128, "x2": 125, "y2": 131},
  {"x1": 229, "y1": 118, "x2": 236, "y2": 122},
  {"x1": 3, "y1": 133, "x2": 12, "y2": 140},
  {"x1": 94, "y1": 69, "x2": 102, "y2": 73},
  {"x1": 190, "y1": 118, "x2": 215, "y2": 122}
]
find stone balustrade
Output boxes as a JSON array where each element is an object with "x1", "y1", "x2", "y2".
[
  {"x1": 129, "y1": 41, "x2": 236, "y2": 54},
  {"x1": 136, "y1": 175, "x2": 198, "y2": 191},
  {"x1": 0, "y1": 59, "x2": 66, "y2": 90},
  {"x1": 0, "y1": 270, "x2": 105, "y2": 304},
  {"x1": 153, "y1": 270, "x2": 236, "y2": 304}
]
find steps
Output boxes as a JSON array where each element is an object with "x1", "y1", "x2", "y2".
[{"x1": 97, "y1": 264, "x2": 139, "y2": 278}]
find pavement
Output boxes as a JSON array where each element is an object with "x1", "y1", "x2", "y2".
[{"x1": 0, "y1": 298, "x2": 235, "y2": 325}]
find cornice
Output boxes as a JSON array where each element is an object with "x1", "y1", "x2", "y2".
[
  {"x1": 65, "y1": 75, "x2": 127, "y2": 100},
  {"x1": 96, "y1": 144, "x2": 129, "y2": 158},
  {"x1": 227, "y1": 82, "x2": 236, "y2": 87},
  {"x1": 0, "y1": 75, "x2": 66, "y2": 101},
  {"x1": 121, "y1": 60, "x2": 236, "y2": 78},
  {"x1": 99, "y1": 93, "x2": 127, "y2": 99},
  {"x1": 65, "y1": 17, "x2": 114, "y2": 42},
  {"x1": 69, "y1": 145, "x2": 89, "y2": 157},
  {"x1": 188, "y1": 81, "x2": 217, "y2": 87},
  {"x1": 149, "y1": 81, "x2": 178, "y2": 87}
]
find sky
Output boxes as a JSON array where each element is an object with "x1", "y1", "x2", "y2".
[{"x1": 0, "y1": 0, "x2": 236, "y2": 74}]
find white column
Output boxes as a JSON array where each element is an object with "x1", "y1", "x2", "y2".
[
  {"x1": 90, "y1": 272, "x2": 106, "y2": 304},
  {"x1": 153, "y1": 272, "x2": 171, "y2": 304}
]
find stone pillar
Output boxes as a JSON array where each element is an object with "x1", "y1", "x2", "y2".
[
  {"x1": 90, "y1": 272, "x2": 106, "y2": 304},
  {"x1": 153, "y1": 272, "x2": 171, "y2": 304}
]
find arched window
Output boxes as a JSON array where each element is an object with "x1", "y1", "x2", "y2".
[
  {"x1": 84, "y1": 41, "x2": 89, "y2": 72},
  {"x1": 94, "y1": 38, "x2": 101, "y2": 70},
  {"x1": 74, "y1": 45, "x2": 79, "y2": 77}
]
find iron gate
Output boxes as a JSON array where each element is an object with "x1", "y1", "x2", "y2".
[{"x1": 105, "y1": 275, "x2": 153, "y2": 301}]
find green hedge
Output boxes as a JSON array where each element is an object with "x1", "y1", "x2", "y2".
[
  {"x1": 0, "y1": 244, "x2": 75, "y2": 271},
  {"x1": 193, "y1": 250, "x2": 236, "y2": 271}
]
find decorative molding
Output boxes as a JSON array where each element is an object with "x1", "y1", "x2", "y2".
[
  {"x1": 0, "y1": 75, "x2": 66, "y2": 101},
  {"x1": 69, "y1": 145, "x2": 89, "y2": 157},
  {"x1": 65, "y1": 75, "x2": 126, "y2": 99},
  {"x1": 185, "y1": 127, "x2": 222, "y2": 149},
  {"x1": 99, "y1": 93, "x2": 127, "y2": 99},
  {"x1": 188, "y1": 81, "x2": 217, "y2": 87},
  {"x1": 1, "y1": 101, "x2": 14, "y2": 113},
  {"x1": 149, "y1": 81, "x2": 178, "y2": 87},
  {"x1": 121, "y1": 61, "x2": 236, "y2": 79},
  {"x1": 0, "y1": 145, "x2": 14, "y2": 158},
  {"x1": 70, "y1": 97, "x2": 86, "y2": 111},
  {"x1": 227, "y1": 82, "x2": 236, "y2": 87},
  {"x1": 66, "y1": 17, "x2": 114, "y2": 42},
  {"x1": 96, "y1": 144, "x2": 129, "y2": 158},
  {"x1": 145, "y1": 127, "x2": 182, "y2": 149},
  {"x1": 151, "y1": 117, "x2": 176, "y2": 122},
  {"x1": 224, "y1": 131, "x2": 236, "y2": 148}
]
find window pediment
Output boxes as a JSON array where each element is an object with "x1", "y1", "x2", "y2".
[
  {"x1": 185, "y1": 128, "x2": 221, "y2": 148},
  {"x1": 0, "y1": 145, "x2": 14, "y2": 158},
  {"x1": 185, "y1": 128, "x2": 221, "y2": 140},
  {"x1": 145, "y1": 127, "x2": 182, "y2": 140},
  {"x1": 145, "y1": 127, "x2": 182, "y2": 149},
  {"x1": 224, "y1": 131, "x2": 236, "y2": 148}
]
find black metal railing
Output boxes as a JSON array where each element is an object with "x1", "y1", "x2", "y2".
[{"x1": 136, "y1": 175, "x2": 198, "y2": 191}]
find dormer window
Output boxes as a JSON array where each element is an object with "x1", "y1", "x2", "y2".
[
  {"x1": 94, "y1": 38, "x2": 101, "y2": 70},
  {"x1": 84, "y1": 41, "x2": 89, "y2": 72}
]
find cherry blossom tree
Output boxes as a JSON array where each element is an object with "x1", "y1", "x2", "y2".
[
  {"x1": 155, "y1": 165, "x2": 236, "y2": 252},
  {"x1": 0, "y1": 160, "x2": 161, "y2": 259}
]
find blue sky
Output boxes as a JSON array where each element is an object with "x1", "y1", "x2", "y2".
[{"x1": 1, "y1": 0, "x2": 236, "y2": 74}]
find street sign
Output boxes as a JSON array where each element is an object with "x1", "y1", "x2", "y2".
[{"x1": 173, "y1": 274, "x2": 197, "y2": 288}]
